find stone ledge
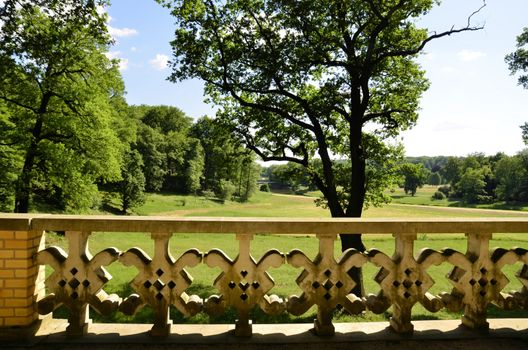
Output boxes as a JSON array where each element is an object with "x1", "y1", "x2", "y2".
[{"x1": 3, "y1": 318, "x2": 528, "y2": 348}]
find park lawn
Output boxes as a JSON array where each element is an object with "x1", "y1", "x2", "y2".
[
  {"x1": 136, "y1": 190, "x2": 528, "y2": 218},
  {"x1": 390, "y1": 185, "x2": 528, "y2": 212}
]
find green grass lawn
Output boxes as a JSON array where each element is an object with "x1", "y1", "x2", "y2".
[
  {"x1": 390, "y1": 185, "x2": 528, "y2": 212},
  {"x1": 46, "y1": 190, "x2": 528, "y2": 325},
  {"x1": 133, "y1": 190, "x2": 528, "y2": 218}
]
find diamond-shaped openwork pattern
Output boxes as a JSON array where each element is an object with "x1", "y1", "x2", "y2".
[
  {"x1": 36, "y1": 231, "x2": 120, "y2": 335},
  {"x1": 119, "y1": 232, "x2": 202, "y2": 336}
]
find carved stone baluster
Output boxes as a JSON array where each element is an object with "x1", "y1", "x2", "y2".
[
  {"x1": 234, "y1": 233, "x2": 253, "y2": 336},
  {"x1": 461, "y1": 231, "x2": 493, "y2": 330},
  {"x1": 490, "y1": 247, "x2": 524, "y2": 310},
  {"x1": 369, "y1": 233, "x2": 439, "y2": 334},
  {"x1": 390, "y1": 233, "x2": 417, "y2": 333},
  {"x1": 314, "y1": 233, "x2": 337, "y2": 335},
  {"x1": 37, "y1": 231, "x2": 120, "y2": 336},
  {"x1": 119, "y1": 232, "x2": 202, "y2": 337},
  {"x1": 287, "y1": 233, "x2": 366, "y2": 336},
  {"x1": 204, "y1": 233, "x2": 284, "y2": 337},
  {"x1": 514, "y1": 256, "x2": 528, "y2": 308}
]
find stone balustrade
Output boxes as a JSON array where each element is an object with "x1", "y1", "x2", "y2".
[{"x1": 1, "y1": 215, "x2": 528, "y2": 339}]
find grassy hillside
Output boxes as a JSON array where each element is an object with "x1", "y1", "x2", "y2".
[{"x1": 133, "y1": 190, "x2": 528, "y2": 218}]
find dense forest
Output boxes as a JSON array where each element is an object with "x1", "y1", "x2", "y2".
[
  {"x1": 0, "y1": 101, "x2": 261, "y2": 214},
  {"x1": 0, "y1": 2, "x2": 262, "y2": 214}
]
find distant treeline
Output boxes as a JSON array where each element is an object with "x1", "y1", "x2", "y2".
[
  {"x1": 262, "y1": 152, "x2": 528, "y2": 205},
  {"x1": 406, "y1": 153, "x2": 528, "y2": 204}
]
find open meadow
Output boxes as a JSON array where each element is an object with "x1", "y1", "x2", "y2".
[{"x1": 49, "y1": 189, "x2": 528, "y2": 324}]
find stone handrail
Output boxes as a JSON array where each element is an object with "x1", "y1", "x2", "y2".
[{"x1": 1, "y1": 215, "x2": 528, "y2": 338}]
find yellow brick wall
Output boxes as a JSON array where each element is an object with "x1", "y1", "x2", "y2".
[{"x1": 0, "y1": 230, "x2": 45, "y2": 328}]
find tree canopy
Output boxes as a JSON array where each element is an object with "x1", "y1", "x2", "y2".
[
  {"x1": 399, "y1": 162, "x2": 428, "y2": 196},
  {"x1": 160, "y1": 0, "x2": 484, "y2": 252},
  {"x1": 506, "y1": 27, "x2": 528, "y2": 89},
  {"x1": 0, "y1": 0, "x2": 125, "y2": 212}
]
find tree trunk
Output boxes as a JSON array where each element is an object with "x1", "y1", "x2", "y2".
[
  {"x1": 339, "y1": 117, "x2": 368, "y2": 297},
  {"x1": 14, "y1": 94, "x2": 50, "y2": 213},
  {"x1": 14, "y1": 146, "x2": 36, "y2": 213}
]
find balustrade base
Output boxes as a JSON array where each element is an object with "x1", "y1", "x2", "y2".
[
  {"x1": 5, "y1": 318, "x2": 527, "y2": 347},
  {"x1": 314, "y1": 318, "x2": 335, "y2": 336},
  {"x1": 234, "y1": 319, "x2": 252, "y2": 337},
  {"x1": 389, "y1": 317, "x2": 414, "y2": 334},
  {"x1": 461, "y1": 315, "x2": 490, "y2": 331}
]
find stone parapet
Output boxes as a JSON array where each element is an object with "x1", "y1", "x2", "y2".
[{"x1": 1, "y1": 215, "x2": 528, "y2": 341}]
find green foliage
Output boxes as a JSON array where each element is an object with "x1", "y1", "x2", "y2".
[
  {"x1": 0, "y1": 2, "x2": 125, "y2": 212},
  {"x1": 159, "y1": 0, "x2": 482, "y2": 221},
  {"x1": 235, "y1": 159, "x2": 260, "y2": 202},
  {"x1": 432, "y1": 191, "x2": 445, "y2": 200},
  {"x1": 437, "y1": 185, "x2": 451, "y2": 198},
  {"x1": 506, "y1": 27, "x2": 528, "y2": 89},
  {"x1": 268, "y1": 162, "x2": 314, "y2": 194},
  {"x1": 132, "y1": 105, "x2": 204, "y2": 195},
  {"x1": 440, "y1": 157, "x2": 463, "y2": 185},
  {"x1": 192, "y1": 117, "x2": 259, "y2": 201},
  {"x1": 259, "y1": 184, "x2": 270, "y2": 192},
  {"x1": 399, "y1": 163, "x2": 429, "y2": 196},
  {"x1": 521, "y1": 123, "x2": 528, "y2": 146},
  {"x1": 458, "y1": 168, "x2": 489, "y2": 204},
  {"x1": 494, "y1": 155, "x2": 528, "y2": 202},
  {"x1": 216, "y1": 179, "x2": 236, "y2": 202},
  {"x1": 119, "y1": 150, "x2": 146, "y2": 214},
  {"x1": 182, "y1": 138, "x2": 204, "y2": 194},
  {"x1": 136, "y1": 124, "x2": 167, "y2": 192},
  {"x1": 427, "y1": 172, "x2": 442, "y2": 186}
]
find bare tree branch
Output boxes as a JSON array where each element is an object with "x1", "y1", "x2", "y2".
[{"x1": 378, "y1": 1, "x2": 486, "y2": 61}]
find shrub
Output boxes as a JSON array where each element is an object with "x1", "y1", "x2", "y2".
[
  {"x1": 260, "y1": 184, "x2": 270, "y2": 192},
  {"x1": 216, "y1": 180, "x2": 236, "y2": 202},
  {"x1": 432, "y1": 191, "x2": 445, "y2": 200},
  {"x1": 201, "y1": 190, "x2": 215, "y2": 198},
  {"x1": 437, "y1": 185, "x2": 450, "y2": 197}
]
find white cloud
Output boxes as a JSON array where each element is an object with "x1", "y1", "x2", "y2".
[
  {"x1": 131, "y1": 46, "x2": 138, "y2": 52},
  {"x1": 149, "y1": 54, "x2": 169, "y2": 71},
  {"x1": 108, "y1": 26, "x2": 138, "y2": 38},
  {"x1": 105, "y1": 51, "x2": 129, "y2": 71},
  {"x1": 457, "y1": 49, "x2": 486, "y2": 62}
]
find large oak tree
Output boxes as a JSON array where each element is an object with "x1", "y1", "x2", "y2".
[{"x1": 159, "y1": 0, "x2": 484, "y2": 294}]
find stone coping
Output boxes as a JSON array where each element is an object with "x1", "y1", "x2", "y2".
[{"x1": 1, "y1": 215, "x2": 528, "y2": 234}]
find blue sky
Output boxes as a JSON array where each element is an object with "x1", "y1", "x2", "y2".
[{"x1": 106, "y1": 0, "x2": 528, "y2": 157}]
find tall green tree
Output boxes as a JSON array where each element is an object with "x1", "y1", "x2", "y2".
[
  {"x1": 494, "y1": 155, "x2": 528, "y2": 202},
  {"x1": 399, "y1": 163, "x2": 428, "y2": 196},
  {"x1": 160, "y1": 0, "x2": 484, "y2": 294},
  {"x1": 191, "y1": 116, "x2": 256, "y2": 196},
  {"x1": 119, "y1": 150, "x2": 146, "y2": 214},
  {"x1": 441, "y1": 157, "x2": 463, "y2": 186},
  {"x1": 132, "y1": 105, "x2": 201, "y2": 194},
  {"x1": 0, "y1": 1, "x2": 125, "y2": 212},
  {"x1": 458, "y1": 168, "x2": 487, "y2": 204}
]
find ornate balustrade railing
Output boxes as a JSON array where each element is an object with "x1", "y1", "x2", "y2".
[{"x1": 1, "y1": 215, "x2": 528, "y2": 339}]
